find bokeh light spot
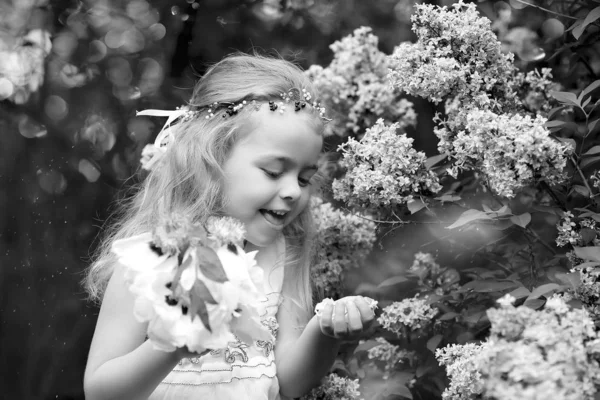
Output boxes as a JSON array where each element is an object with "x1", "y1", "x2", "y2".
[
  {"x1": 542, "y1": 18, "x2": 565, "y2": 40},
  {"x1": 44, "y1": 95, "x2": 69, "y2": 121},
  {"x1": 37, "y1": 169, "x2": 67, "y2": 195},
  {"x1": 78, "y1": 159, "x2": 101, "y2": 183},
  {"x1": 18, "y1": 115, "x2": 47, "y2": 138},
  {"x1": 148, "y1": 23, "x2": 166, "y2": 41},
  {"x1": 0, "y1": 77, "x2": 14, "y2": 100},
  {"x1": 121, "y1": 28, "x2": 145, "y2": 53},
  {"x1": 52, "y1": 31, "x2": 78, "y2": 59},
  {"x1": 88, "y1": 40, "x2": 107, "y2": 63}
]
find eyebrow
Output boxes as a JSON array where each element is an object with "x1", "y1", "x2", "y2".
[{"x1": 259, "y1": 156, "x2": 318, "y2": 171}]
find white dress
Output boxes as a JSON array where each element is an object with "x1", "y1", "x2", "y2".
[{"x1": 148, "y1": 271, "x2": 284, "y2": 400}]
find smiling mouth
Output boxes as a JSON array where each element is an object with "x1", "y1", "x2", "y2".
[{"x1": 259, "y1": 209, "x2": 287, "y2": 227}]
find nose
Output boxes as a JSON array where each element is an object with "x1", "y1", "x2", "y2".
[{"x1": 279, "y1": 176, "x2": 301, "y2": 201}]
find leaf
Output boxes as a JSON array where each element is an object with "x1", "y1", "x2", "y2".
[
  {"x1": 427, "y1": 334, "x2": 443, "y2": 353},
  {"x1": 196, "y1": 246, "x2": 228, "y2": 283},
  {"x1": 573, "y1": 246, "x2": 600, "y2": 262},
  {"x1": 447, "y1": 209, "x2": 492, "y2": 229},
  {"x1": 435, "y1": 194, "x2": 462, "y2": 203},
  {"x1": 588, "y1": 118, "x2": 600, "y2": 134},
  {"x1": 582, "y1": 145, "x2": 600, "y2": 156},
  {"x1": 579, "y1": 80, "x2": 600, "y2": 102},
  {"x1": 544, "y1": 120, "x2": 567, "y2": 128},
  {"x1": 508, "y1": 286, "x2": 531, "y2": 299},
  {"x1": 191, "y1": 279, "x2": 217, "y2": 304},
  {"x1": 555, "y1": 272, "x2": 583, "y2": 290},
  {"x1": 571, "y1": 184, "x2": 590, "y2": 197},
  {"x1": 385, "y1": 373, "x2": 414, "y2": 399},
  {"x1": 353, "y1": 339, "x2": 382, "y2": 354},
  {"x1": 549, "y1": 90, "x2": 580, "y2": 106},
  {"x1": 189, "y1": 281, "x2": 216, "y2": 331},
  {"x1": 439, "y1": 312, "x2": 459, "y2": 321},
  {"x1": 524, "y1": 298, "x2": 546, "y2": 309},
  {"x1": 425, "y1": 153, "x2": 448, "y2": 169},
  {"x1": 572, "y1": 6, "x2": 600, "y2": 39},
  {"x1": 528, "y1": 283, "x2": 561, "y2": 300},
  {"x1": 510, "y1": 213, "x2": 531, "y2": 228},
  {"x1": 407, "y1": 198, "x2": 426, "y2": 214},
  {"x1": 378, "y1": 275, "x2": 409, "y2": 288},
  {"x1": 580, "y1": 228, "x2": 597, "y2": 244},
  {"x1": 460, "y1": 280, "x2": 519, "y2": 293}
]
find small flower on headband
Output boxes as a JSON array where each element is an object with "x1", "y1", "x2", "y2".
[{"x1": 137, "y1": 89, "x2": 330, "y2": 171}]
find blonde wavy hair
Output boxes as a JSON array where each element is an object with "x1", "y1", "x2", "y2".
[{"x1": 84, "y1": 53, "x2": 324, "y2": 324}]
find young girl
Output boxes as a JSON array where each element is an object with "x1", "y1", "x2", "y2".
[{"x1": 83, "y1": 54, "x2": 375, "y2": 400}]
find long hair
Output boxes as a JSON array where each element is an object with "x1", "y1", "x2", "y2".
[{"x1": 84, "y1": 53, "x2": 323, "y2": 325}]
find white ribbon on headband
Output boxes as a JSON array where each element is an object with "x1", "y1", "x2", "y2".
[{"x1": 136, "y1": 106, "x2": 194, "y2": 171}]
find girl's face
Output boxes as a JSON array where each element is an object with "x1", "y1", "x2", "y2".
[{"x1": 221, "y1": 106, "x2": 322, "y2": 247}]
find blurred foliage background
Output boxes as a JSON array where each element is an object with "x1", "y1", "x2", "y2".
[{"x1": 0, "y1": 0, "x2": 597, "y2": 399}]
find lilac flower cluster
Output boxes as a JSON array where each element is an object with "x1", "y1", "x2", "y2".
[
  {"x1": 435, "y1": 108, "x2": 571, "y2": 198},
  {"x1": 435, "y1": 343, "x2": 485, "y2": 400},
  {"x1": 387, "y1": 1, "x2": 571, "y2": 198},
  {"x1": 388, "y1": 1, "x2": 517, "y2": 107},
  {"x1": 367, "y1": 337, "x2": 413, "y2": 379},
  {"x1": 310, "y1": 197, "x2": 377, "y2": 298},
  {"x1": 332, "y1": 119, "x2": 442, "y2": 210},
  {"x1": 301, "y1": 373, "x2": 362, "y2": 400},
  {"x1": 306, "y1": 27, "x2": 416, "y2": 137},
  {"x1": 436, "y1": 294, "x2": 600, "y2": 400},
  {"x1": 378, "y1": 295, "x2": 438, "y2": 336},
  {"x1": 409, "y1": 252, "x2": 460, "y2": 295}
]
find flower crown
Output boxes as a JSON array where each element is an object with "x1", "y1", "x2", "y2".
[{"x1": 137, "y1": 88, "x2": 329, "y2": 171}]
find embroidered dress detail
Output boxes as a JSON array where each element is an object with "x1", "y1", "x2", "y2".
[{"x1": 149, "y1": 272, "x2": 284, "y2": 400}]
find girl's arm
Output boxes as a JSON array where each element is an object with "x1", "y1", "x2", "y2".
[
  {"x1": 83, "y1": 264, "x2": 186, "y2": 400},
  {"x1": 274, "y1": 296, "x2": 374, "y2": 398}
]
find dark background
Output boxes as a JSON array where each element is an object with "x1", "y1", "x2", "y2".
[{"x1": 0, "y1": 0, "x2": 584, "y2": 398}]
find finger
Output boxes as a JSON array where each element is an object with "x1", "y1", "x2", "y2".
[
  {"x1": 318, "y1": 301, "x2": 335, "y2": 336},
  {"x1": 345, "y1": 300, "x2": 363, "y2": 335},
  {"x1": 354, "y1": 296, "x2": 376, "y2": 325},
  {"x1": 332, "y1": 301, "x2": 348, "y2": 336}
]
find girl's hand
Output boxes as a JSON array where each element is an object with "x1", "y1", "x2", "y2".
[{"x1": 315, "y1": 296, "x2": 377, "y2": 341}]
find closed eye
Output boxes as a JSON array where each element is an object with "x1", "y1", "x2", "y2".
[
  {"x1": 298, "y1": 177, "x2": 312, "y2": 187},
  {"x1": 262, "y1": 169, "x2": 282, "y2": 179}
]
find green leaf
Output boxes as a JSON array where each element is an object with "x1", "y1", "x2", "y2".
[
  {"x1": 189, "y1": 281, "x2": 215, "y2": 331},
  {"x1": 196, "y1": 246, "x2": 228, "y2": 283},
  {"x1": 524, "y1": 298, "x2": 546, "y2": 309},
  {"x1": 508, "y1": 286, "x2": 531, "y2": 299},
  {"x1": 460, "y1": 280, "x2": 519, "y2": 293},
  {"x1": 571, "y1": 184, "x2": 590, "y2": 197},
  {"x1": 549, "y1": 90, "x2": 580, "y2": 107},
  {"x1": 407, "y1": 198, "x2": 426, "y2": 214},
  {"x1": 425, "y1": 153, "x2": 448, "y2": 169},
  {"x1": 447, "y1": 209, "x2": 492, "y2": 229},
  {"x1": 544, "y1": 120, "x2": 567, "y2": 128},
  {"x1": 573, "y1": 246, "x2": 600, "y2": 262},
  {"x1": 582, "y1": 145, "x2": 600, "y2": 156},
  {"x1": 427, "y1": 334, "x2": 443, "y2": 353},
  {"x1": 439, "y1": 312, "x2": 459, "y2": 321},
  {"x1": 572, "y1": 7, "x2": 600, "y2": 39},
  {"x1": 580, "y1": 228, "x2": 597, "y2": 244},
  {"x1": 435, "y1": 194, "x2": 461, "y2": 203},
  {"x1": 353, "y1": 339, "x2": 382, "y2": 354},
  {"x1": 588, "y1": 118, "x2": 599, "y2": 134},
  {"x1": 378, "y1": 275, "x2": 409, "y2": 288},
  {"x1": 191, "y1": 279, "x2": 217, "y2": 304},
  {"x1": 510, "y1": 213, "x2": 531, "y2": 228},
  {"x1": 385, "y1": 373, "x2": 414, "y2": 399},
  {"x1": 527, "y1": 283, "x2": 561, "y2": 300},
  {"x1": 579, "y1": 80, "x2": 600, "y2": 102},
  {"x1": 555, "y1": 272, "x2": 583, "y2": 290}
]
